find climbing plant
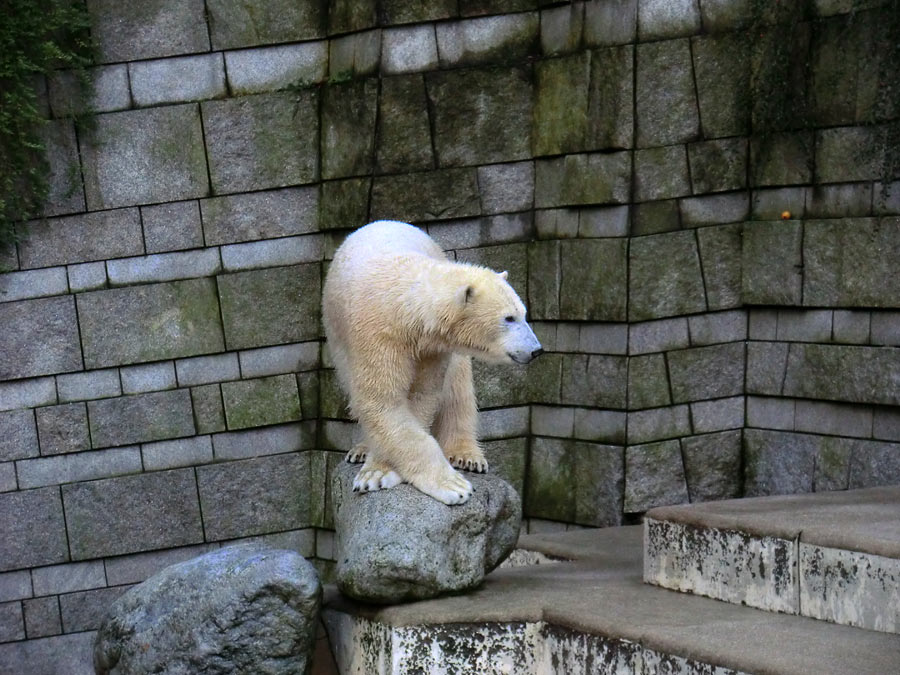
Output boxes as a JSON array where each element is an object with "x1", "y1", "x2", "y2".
[{"x1": 0, "y1": 0, "x2": 93, "y2": 250}]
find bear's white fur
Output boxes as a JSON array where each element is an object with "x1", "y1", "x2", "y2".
[{"x1": 323, "y1": 220, "x2": 542, "y2": 505}]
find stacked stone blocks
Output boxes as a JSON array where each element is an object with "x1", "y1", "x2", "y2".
[{"x1": 0, "y1": 0, "x2": 899, "y2": 666}]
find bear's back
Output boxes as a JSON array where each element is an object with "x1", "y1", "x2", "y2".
[{"x1": 335, "y1": 220, "x2": 446, "y2": 268}]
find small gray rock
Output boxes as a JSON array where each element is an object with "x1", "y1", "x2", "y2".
[
  {"x1": 333, "y1": 462, "x2": 521, "y2": 603},
  {"x1": 93, "y1": 545, "x2": 321, "y2": 675}
]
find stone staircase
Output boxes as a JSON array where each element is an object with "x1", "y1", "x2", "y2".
[
  {"x1": 644, "y1": 485, "x2": 900, "y2": 635},
  {"x1": 320, "y1": 488, "x2": 900, "y2": 674}
]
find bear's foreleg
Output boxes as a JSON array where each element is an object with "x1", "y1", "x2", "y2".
[
  {"x1": 432, "y1": 355, "x2": 488, "y2": 473},
  {"x1": 351, "y1": 349, "x2": 473, "y2": 505}
]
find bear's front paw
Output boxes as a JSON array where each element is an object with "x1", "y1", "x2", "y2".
[
  {"x1": 352, "y1": 467, "x2": 403, "y2": 492},
  {"x1": 345, "y1": 444, "x2": 368, "y2": 464},
  {"x1": 411, "y1": 469, "x2": 473, "y2": 505}
]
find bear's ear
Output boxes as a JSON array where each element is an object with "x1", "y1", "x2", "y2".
[
  {"x1": 456, "y1": 284, "x2": 475, "y2": 306},
  {"x1": 499, "y1": 270, "x2": 509, "y2": 280}
]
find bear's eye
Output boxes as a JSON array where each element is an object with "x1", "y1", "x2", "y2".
[{"x1": 504, "y1": 315, "x2": 516, "y2": 323}]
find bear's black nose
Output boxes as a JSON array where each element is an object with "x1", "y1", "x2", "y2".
[{"x1": 531, "y1": 348, "x2": 544, "y2": 359}]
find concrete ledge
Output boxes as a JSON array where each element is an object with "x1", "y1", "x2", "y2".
[
  {"x1": 644, "y1": 487, "x2": 900, "y2": 635},
  {"x1": 323, "y1": 527, "x2": 900, "y2": 674}
]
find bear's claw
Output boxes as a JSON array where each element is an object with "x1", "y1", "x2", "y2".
[
  {"x1": 352, "y1": 467, "x2": 402, "y2": 493},
  {"x1": 448, "y1": 455, "x2": 489, "y2": 473},
  {"x1": 345, "y1": 446, "x2": 368, "y2": 464}
]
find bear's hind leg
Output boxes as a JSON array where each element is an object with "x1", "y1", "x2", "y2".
[
  {"x1": 433, "y1": 355, "x2": 488, "y2": 473},
  {"x1": 345, "y1": 429, "x2": 370, "y2": 464}
]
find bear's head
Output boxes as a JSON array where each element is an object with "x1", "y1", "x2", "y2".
[{"x1": 450, "y1": 267, "x2": 543, "y2": 365}]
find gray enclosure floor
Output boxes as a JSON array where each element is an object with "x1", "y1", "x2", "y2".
[{"x1": 325, "y1": 516, "x2": 900, "y2": 674}]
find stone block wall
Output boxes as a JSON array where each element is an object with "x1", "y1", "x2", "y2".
[{"x1": 0, "y1": 0, "x2": 898, "y2": 666}]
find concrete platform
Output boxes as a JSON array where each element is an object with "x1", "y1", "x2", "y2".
[
  {"x1": 644, "y1": 486, "x2": 900, "y2": 634},
  {"x1": 321, "y1": 526, "x2": 900, "y2": 674}
]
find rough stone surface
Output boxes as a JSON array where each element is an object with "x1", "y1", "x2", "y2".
[
  {"x1": 668, "y1": 343, "x2": 745, "y2": 404},
  {"x1": 627, "y1": 354, "x2": 670, "y2": 410},
  {"x1": 478, "y1": 162, "x2": 534, "y2": 214},
  {"x1": 0, "y1": 296, "x2": 82, "y2": 380},
  {"x1": 541, "y1": 3, "x2": 584, "y2": 55},
  {"x1": 741, "y1": 221, "x2": 803, "y2": 305},
  {"x1": 19, "y1": 208, "x2": 142, "y2": 270},
  {"x1": 17, "y1": 447, "x2": 143, "y2": 490},
  {"x1": 800, "y1": 543, "x2": 900, "y2": 634},
  {"x1": 743, "y1": 429, "x2": 817, "y2": 496},
  {"x1": 88, "y1": 389, "x2": 194, "y2": 448},
  {"x1": 142, "y1": 201, "x2": 204, "y2": 254},
  {"x1": 332, "y1": 462, "x2": 521, "y2": 603},
  {"x1": 201, "y1": 187, "x2": 318, "y2": 246},
  {"x1": 375, "y1": 74, "x2": 434, "y2": 174},
  {"x1": 560, "y1": 354, "x2": 626, "y2": 409},
  {"x1": 78, "y1": 278, "x2": 224, "y2": 369},
  {"x1": 207, "y1": 0, "x2": 323, "y2": 49},
  {"x1": 370, "y1": 169, "x2": 480, "y2": 222},
  {"x1": 218, "y1": 264, "x2": 321, "y2": 350},
  {"x1": 88, "y1": 0, "x2": 209, "y2": 62},
  {"x1": 560, "y1": 239, "x2": 627, "y2": 321},
  {"x1": 751, "y1": 132, "x2": 814, "y2": 187},
  {"x1": 321, "y1": 78, "x2": 379, "y2": 179},
  {"x1": 535, "y1": 153, "x2": 631, "y2": 208},
  {"x1": 36, "y1": 403, "x2": 90, "y2": 455},
  {"x1": 129, "y1": 53, "x2": 226, "y2": 107},
  {"x1": 691, "y1": 32, "x2": 750, "y2": 138},
  {"x1": 427, "y1": 66, "x2": 532, "y2": 167},
  {"x1": 526, "y1": 437, "x2": 624, "y2": 526},
  {"x1": 39, "y1": 119, "x2": 85, "y2": 217},
  {"x1": 224, "y1": 44, "x2": 326, "y2": 97},
  {"x1": 319, "y1": 178, "x2": 371, "y2": 231},
  {"x1": 804, "y1": 218, "x2": 900, "y2": 308},
  {"x1": 329, "y1": 30, "x2": 381, "y2": 78},
  {"x1": 624, "y1": 440, "x2": 689, "y2": 513},
  {"x1": 533, "y1": 52, "x2": 590, "y2": 157},
  {"x1": 63, "y1": 259, "x2": 105, "y2": 294},
  {"x1": 634, "y1": 146, "x2": 691, "y2": 202},
  {"x1": 688, "y1": 138, "x2": 747, "y2": 194},
  {"x1": 681, "y1": 430, "x2": 742, "y2": 502},
  {"x1": 381, "y1": 25, "x2": 439, "y2": 74},
  {"x1": 644, "y1": 518, "x2": 799, "y2": 614},
  {"x1": 221, "y1": 374, "x2": 301, "y2": 430},
  {"x1": 63, "y1": 468, "x2": 203, "y2": 560},
  {"x1": 629, "y1": 231, "x2": 706, "y2": 321},
  {"x1": 639, "y1": 0, "x2": 700, "y2": 40},
  {"x1": 197, "y1": 454, "x2": 311, "y2": 541},
  {"x1": 0, "y1": 409, "x2": 39, "y2": 461},
  {"x1": 93, "y1": 545, "x2": 321, "y2": 675},
  {"x1": 436, "y1": 14, "x2": 538, "y2": 68},
  {"x1": 81, "y1": 106, "x2": 209, "y2": 210},
  {"x1": 632, "y1": 200, "x2": 680, "y2": 236},
  {"x1": 782, "y1": 343, "x2": 899, "y2": 406},
  {"x1": 697, "y1": 224, "x2": 743, "y2": 310},
  {"x1": 0, "y1": 487, "x2": 68, "y2": 572},
  {"x1": 202, "y1": 91, "x2": 319, "y2": 194},
  {"x1": 635, "y1": 39, "x2": 699, "y2": 147}
]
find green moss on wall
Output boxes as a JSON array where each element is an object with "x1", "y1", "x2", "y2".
[{"x1": 0, "y1": 0, "x2": 93, "y2": 249}]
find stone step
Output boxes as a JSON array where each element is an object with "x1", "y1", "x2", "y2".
[
  {"x1": 322, "y1": 526, "x2": 900, "y2": 674},
  {"x1": 644, "y1": 486, "x2": 900, "y2": 635}
]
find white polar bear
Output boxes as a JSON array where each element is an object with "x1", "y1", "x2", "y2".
[{"x1": 323, "y1": 220, "x2": 542, "y2": 505}]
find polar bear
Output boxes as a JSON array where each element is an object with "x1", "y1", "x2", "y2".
[{"x1": 323, "y1": 220, "x2": 542, "y2": 505}]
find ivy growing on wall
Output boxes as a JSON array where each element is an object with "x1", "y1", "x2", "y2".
[{"x1": 0, "y1": 0, "x2": 93, "y2": 250}]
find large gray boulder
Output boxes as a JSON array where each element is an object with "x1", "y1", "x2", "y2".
[
  {"x1": 333, "y1": 462, "x2": 521, "y2": 603},
  {"x1": 93, "y1": 545, "x2": 321, "y2": 675}
]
